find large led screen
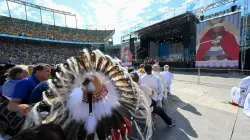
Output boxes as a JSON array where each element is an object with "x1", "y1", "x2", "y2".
[{"x1": 196, "y1": 12, "x2": 241, "y2": 68}]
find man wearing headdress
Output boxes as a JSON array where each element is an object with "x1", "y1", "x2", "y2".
[
  {"x1": 14, "y1": 50, "x2": 153, "y2": 140},
  {"x1": 196, "y1": 17, "x2": 239, "y2": 61}
]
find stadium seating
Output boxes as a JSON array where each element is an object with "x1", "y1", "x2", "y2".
[
  {"x1": 0, "y1": 16, "x2": 114, "y2": 42},
  {"x1": 0, "y1": 40, "x2": 82, "y2": 64}
]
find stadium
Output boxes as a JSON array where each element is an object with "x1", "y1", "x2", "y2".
[
  {"x1": 0, "y1": 0, "x2": 250, "y2": 140},
  {"x1": 0, "y1": 0, "x2": 115, "y2": 65}
]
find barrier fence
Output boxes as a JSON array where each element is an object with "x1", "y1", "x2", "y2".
[
  {"x1": 169, "y1": 67, "x2": 250, "y2": 87},
  {"x1": 132, "y1": 67, "x2": 250, "y2": 87}
]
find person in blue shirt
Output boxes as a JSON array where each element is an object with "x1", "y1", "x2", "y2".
[
  {"x1": 7, "y1": 64, "x2": 51, "y2": 116},
  {"x1": 28, "y1": 81, "x2": 48, "y2": 104},
  {"x1": 2, "y1": 66, "x2": 29, "y2": 99}
]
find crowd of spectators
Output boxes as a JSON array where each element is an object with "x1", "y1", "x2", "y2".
[
  {"x1": 0, "y1": 16, "x2": 113, "y2": 42},
  {"x1": 0, "y1": 40, "x2": 82, "y2": 65}
]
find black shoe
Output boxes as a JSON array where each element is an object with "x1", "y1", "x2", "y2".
[{"x1": 168, "y1": 120, "x2": 176, "y2": 128}]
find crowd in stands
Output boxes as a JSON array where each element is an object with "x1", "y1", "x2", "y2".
[
  {"x1": 0, "y1": 16, "x2": 114, "y2": 42},
  {"x1": 0, "y1": 40, "x2": 82, "y2": 64}
]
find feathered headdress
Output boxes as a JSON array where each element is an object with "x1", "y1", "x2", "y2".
[{"x1": 23, "y1": 49, "x2": 152, "y2": 140}]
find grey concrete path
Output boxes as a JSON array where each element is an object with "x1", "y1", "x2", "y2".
[{"x1": 153, "y1": 74, "x2": 250, "y2": 140}]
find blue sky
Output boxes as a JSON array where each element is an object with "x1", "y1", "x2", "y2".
[{"x1": 0, "y1": 0, "x2": 248, "y2": 44}]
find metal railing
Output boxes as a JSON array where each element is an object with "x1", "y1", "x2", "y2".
[
  {"x1": 168, "y1": 67, "x2": 250, "y2": 87},
  {"x1": 133, "y1": 67, "x2": 250, "y2": 87}
]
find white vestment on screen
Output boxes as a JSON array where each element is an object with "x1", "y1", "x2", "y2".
[
  {"x1": 160, "y1": 71, "x2": 174, "y2": 93},
  {"x1": 140, "y1": 74, "x2": 163, "y2": 102},
  {"x1": 231, "y1": 76, "x2": 250, "y2": 107}
]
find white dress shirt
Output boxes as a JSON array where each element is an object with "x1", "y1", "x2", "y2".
[
  {"x1": 141, "y1": 74, "x2": 163, "y2": 101},
  {"x1": 139, "y1": 84, "x2": 153, "y2": 111}
]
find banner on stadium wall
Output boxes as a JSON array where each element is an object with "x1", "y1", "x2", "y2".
[
  {"x1": 121, "y1": 41, "x2": 132, "y2": 66},
  {"x1": 195, "y1": 12, "x2": 241, "y2": 68},
  {"x1": 0, "y1": 34, "x2": 104, "y2": 45}
]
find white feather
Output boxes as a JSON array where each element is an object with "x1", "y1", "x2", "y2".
[
  {"x1": 66, "y1": 71, "x2": 120, "y2": 134},
  {"x1": 85, "y1": 115, "x2": 97, "y2": 134}
]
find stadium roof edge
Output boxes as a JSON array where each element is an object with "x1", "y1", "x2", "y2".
[
  {"x1": 0, "y1": 15, "x2": 115, "y2": 32},
  {"x1": 7, "y1": 0, "x2": 75, "y2": 16}
]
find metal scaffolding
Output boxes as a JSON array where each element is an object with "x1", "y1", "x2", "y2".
[
  {"x1": 241, "y1": 0, "x2": 248, "y2": 71},
  {"x1": 193, "y1": 0, "x2": 239, "y2": 17},
  {"x1": 5, "y1": 0, "x2": 77, "y2": 27},
  {"x1": 121, "y1": 0, "x2": 239, "y2": 37}
]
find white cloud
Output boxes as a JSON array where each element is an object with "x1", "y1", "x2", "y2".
[
  {"x1": 192, "y1": 0, "x2": 214, "y2": 10},
  {"x1": 0, "y1": 1, "x2": 26, "y2": 19},
  {"x1": 182, "y1": 0, "x2": 195, "y2": 5},
  {"x1": 158, "y1": 6, "x2": 169, "y2": 12},
  {"x1": 34, "y1": 0, "x2": 85, "y2": 28},
  {"x1": 155, "y1": 0, "x2": 171, "y2": 4},
  {"x1": 88, "y1": 0, "x2": 153, "y2": 44}
]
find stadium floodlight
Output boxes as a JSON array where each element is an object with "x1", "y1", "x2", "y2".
[{"x1": 6, "y1": 0, "x2": 77, "y2": 28}]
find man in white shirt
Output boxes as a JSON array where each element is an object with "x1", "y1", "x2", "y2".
[
  {"x1": 141, "y1": 65, "x2": 163, "y2": 105},
  {"x1": 160, "y1": 65, "x2": 174, "y2": 95},
  {"x1": 152, "y1": 64, "x2": 166, "y2": 106},
  {"x1": 130, "y1": 72, "x2": 176, "y2": 127}
]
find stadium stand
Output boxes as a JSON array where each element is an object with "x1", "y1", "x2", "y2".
[
  {"x1": 0, "y1": 14, "x2": 116, "y2": 65},
  {"x1": 0, "y1": 15, "x2": 114, "y2": 42},
  {"x1": 0, "y1": 37, "x2": 84, "y2": 64},
  {"x1": 104, "y1": 44, "x2": 121, "y2": 58}
]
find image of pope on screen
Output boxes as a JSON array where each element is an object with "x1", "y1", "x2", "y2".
[{"x1": 196, "y1": 13, "x2": 240, "y2": 67}]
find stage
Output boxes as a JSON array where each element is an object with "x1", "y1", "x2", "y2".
[{"x1": 133, "y1": 12, "x2": 197, "y2": 67}]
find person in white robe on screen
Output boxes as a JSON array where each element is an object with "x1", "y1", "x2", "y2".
[
  {"x1": 231, "y1": 76, "x2": 250, "y2": 107},
  {"x1": 152, "y1": 64, "x2": 166, "y2": 105},
  {"x1": 141, "y1": 64, "x2": 163, "y2": 107},
  {"x1": 160, "y1": 65, "x2": 174, "y2": 95}
]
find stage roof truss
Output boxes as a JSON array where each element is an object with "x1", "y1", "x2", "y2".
[
  {"x1": 241, "y1": 0, "x2": 248, "y2": 70},
  {"x1": 136, "y1": 12, "x2": 194, "y2": 39},
  {"x1": 6, "y1": 0, "x2": 76, "y2": 16},
  {"x1": 122, "y1": 0, "x2": 240, "y2": 37},
  {"x1": 193, "y1": 0, "x2": 239, "y2": 17}
]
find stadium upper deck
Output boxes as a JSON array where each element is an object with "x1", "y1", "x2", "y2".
[{"x1": 0, "y1": 15, "x2": 115, "y2": 43}]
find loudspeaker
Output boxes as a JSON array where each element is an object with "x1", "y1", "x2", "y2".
[
  {"x1": 200, "y1": 15, "x2": 204, "y2": 21},
  {"x1": 231, "y1": 5, "x2": 237, "y2": 12},
  {"x1": 130, "y1": 38, "x2": 135, "y2": 56},
  {"x1": 139, "y1": 37, "x2": 149, "y2": 59},
  {"x1": 182, "y1": 22, "x2": 191, "y2": 47}
]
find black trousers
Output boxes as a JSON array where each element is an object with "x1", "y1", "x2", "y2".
[{"x1": 151, "y1": 100, "x2": 172, "y2": 125}]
